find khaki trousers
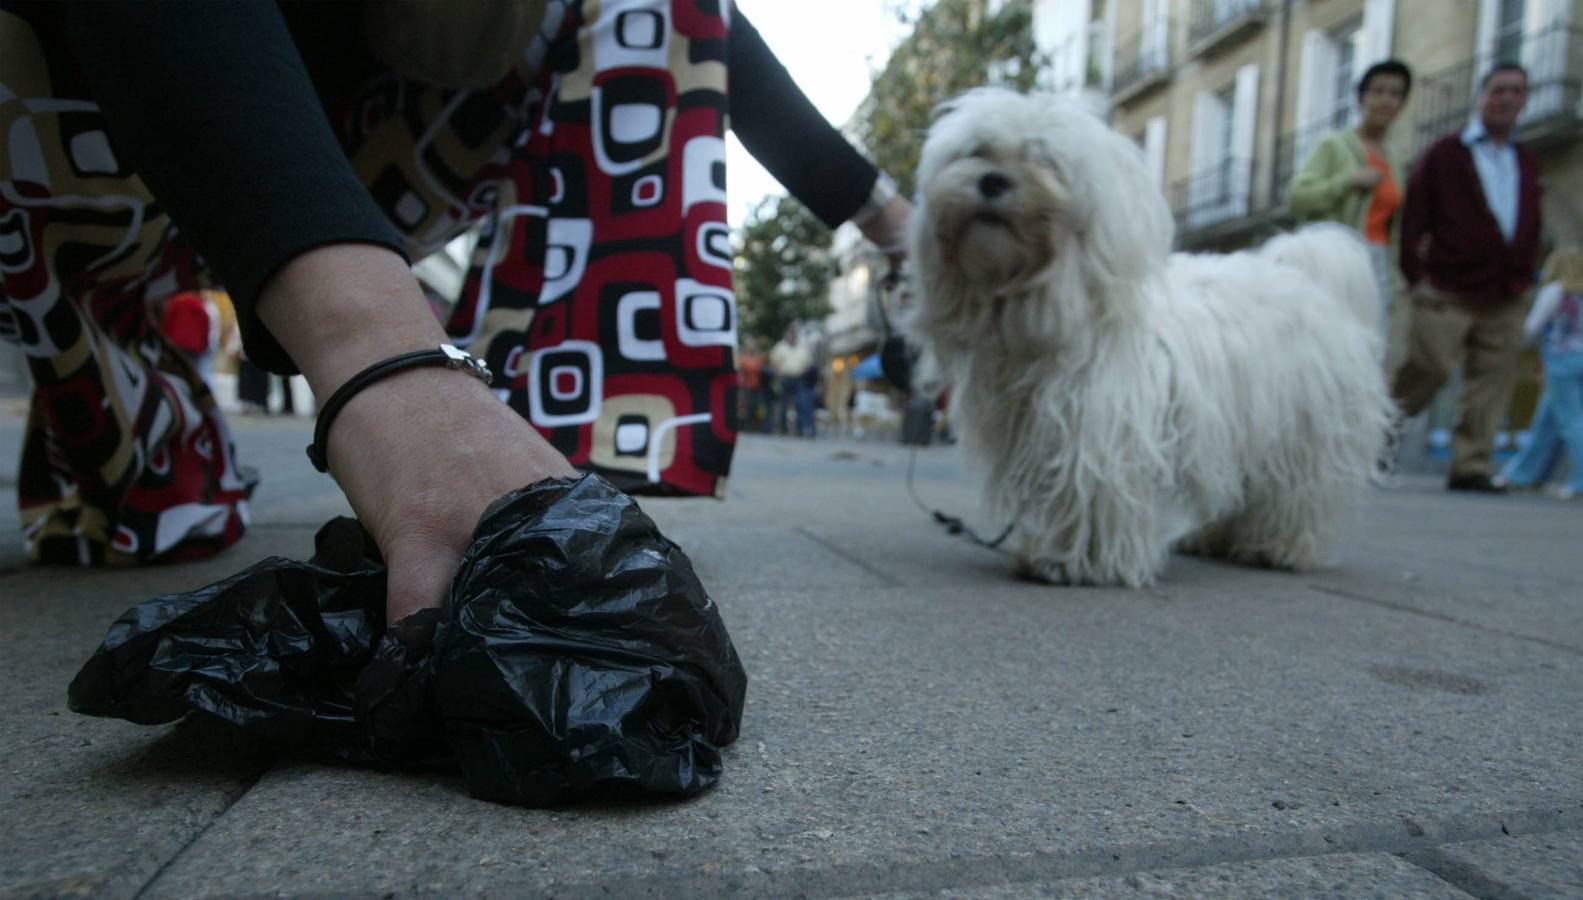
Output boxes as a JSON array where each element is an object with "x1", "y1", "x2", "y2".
[
  {"x1": 825, "y1": 367, "x2": 855, "y2": 435},
  {"x1": 1391, "y1": 283, "x2": 1528, "y2": 479}
]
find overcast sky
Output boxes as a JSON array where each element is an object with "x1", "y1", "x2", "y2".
[{"x1": 725, "y1": 1, "x2": 915, "y2": 227}]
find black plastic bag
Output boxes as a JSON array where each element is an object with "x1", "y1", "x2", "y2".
[{"x1": 68, "y1": 475, "x2": 748, "y2": 805}]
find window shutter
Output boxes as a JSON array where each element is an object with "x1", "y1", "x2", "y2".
[
  {"x1": 1294, "y1": 29, "x2": 1337, "y2": 167},
  {"x1": 1473, "y1": 0, "x2": 1500, "y2": 95},
  {"x1": 1525, "y1": 0, "x2": 1569, "y2": 119},
  {"x1": 1144, "y1": 0, "x2": 1170, "y2": 71},
  {"x1": 1145, "y1": 115, "x2": 1168, "y2": 189},
  {"x1": 1230, "y1": 63, "x2": 1260, "y2": 216},
  {"x1": 1361, "y1": 0, "x2": 1396, "y2": 66},
  {"x1": 1188, "y1": 91, "x2": 1221, "y2": 227}
]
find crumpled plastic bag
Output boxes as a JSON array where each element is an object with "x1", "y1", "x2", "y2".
[{"x1": 68, "y1": 474, "x2": 747, "y2": 805}]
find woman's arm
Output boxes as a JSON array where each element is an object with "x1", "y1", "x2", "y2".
[
  {"x1": 61, "y1": 0, "x2": 405, "y2": 374},
  {"x1": 63, "y1": 2, "x2": 575, "y2": 622},
  {"x1": 727, "y1": 12, "x2": 910, "y2": 255},
  {"x1": 728, "y1": 12, "x2": 880, "y2": 228},
  {"x1": 1286, "y1": 133, "x2": 1357, "y2": 222}
]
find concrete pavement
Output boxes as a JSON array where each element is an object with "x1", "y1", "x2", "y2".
[{"x1": 2, "y1": 413, "x2": 1581, "y2": 898}]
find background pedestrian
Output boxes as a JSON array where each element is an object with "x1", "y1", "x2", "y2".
[
  {"x1": 1498, "y1": 247, "x2": 1583, "y2": 498},
  {"x1": 1390, "y1": 63, "x2": 1542, "y2": 493}
]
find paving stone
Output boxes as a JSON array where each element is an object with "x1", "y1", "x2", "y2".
[
  {"x1": 4, "y1": 430, "x2": 1581, "y2": 897},
  {"x1": 0, "y1": 531, "x2": 315, "y2": 898},
  {"x1": 139, "y1": 565, "x2": 1583, "y2": 896},
  {"x1": 1418, "y1": 828, "x2": 1583, "y2": 898},
  {"x1": 864, "y1": 852, "x2": 1473, "y2": 898}
]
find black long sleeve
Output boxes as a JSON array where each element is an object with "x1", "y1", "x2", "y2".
[
  {"x1": 58, "y1": 4, "x2": 879, "y2": 371},
  {"x1": 728, "y1": 12, "x2": 880, "y2": 229},
  {"x1": 61, "y1": 1, "x2": 405, "y2": 373}
]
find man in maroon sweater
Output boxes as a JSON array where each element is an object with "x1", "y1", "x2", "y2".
[{"x1": 1393, "y1": 64, "x2": 1542, "y2": 492}]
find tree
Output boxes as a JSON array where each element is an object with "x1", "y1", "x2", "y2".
[
  {"x1": 854, "y1": 0, "x2": 1043, "y2": 199},
  {"x1": 733, "y1": 195, "x2": 836, "y2": 342}
]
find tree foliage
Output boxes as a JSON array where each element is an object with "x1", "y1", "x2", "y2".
[
  {"x1": 854, "y1": 0, "x2": 1044, "y2": 198},
  {"x1": 733, "y1": 195, "x2": 836, "y2": 342}
]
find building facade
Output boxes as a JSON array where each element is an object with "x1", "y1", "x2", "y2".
[
  {"x1": 1037, "y1": 0, "x2": 1583, "y2": 252},
  {"x1": 1034, "y1": 0, "x2": 1582, "y2": 442}
]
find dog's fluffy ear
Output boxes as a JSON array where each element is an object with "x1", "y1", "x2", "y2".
[
  {"x1": 930, "y1": 95, "x2": 962, "y2": 123},
  {"x1": 930, "y1": 86, "x2": 1000, "y2": 123},
  {"x1": 1073, "y1": 122, "x2": 1175, "y2": 287}
]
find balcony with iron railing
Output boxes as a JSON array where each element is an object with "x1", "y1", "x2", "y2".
[
  {"x1": 1169, "y1": 156, "x2": 1255, "y2": 237},
  {"x1": 1186, "y1": 0, "x2": 1273, "y2": 56},
  {"x1": 1112, "y1": 24, "x2": 1173, "y2": 103},
  {"x1": 1409, "y1": 21, "x2": 1583, "y2": 154}
]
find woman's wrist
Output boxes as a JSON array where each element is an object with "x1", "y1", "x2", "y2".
[{"x1": 256, "y1": 243, "x2": 450, "y2": 397}]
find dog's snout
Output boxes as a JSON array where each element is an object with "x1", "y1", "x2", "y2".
[{"x1": 978, "y1": 172, "x2": 1013, "y2": 199}]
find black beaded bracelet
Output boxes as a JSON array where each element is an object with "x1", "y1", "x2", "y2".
[{"x1": 306, "y1": 344, "x2": 493, "y2": 473}]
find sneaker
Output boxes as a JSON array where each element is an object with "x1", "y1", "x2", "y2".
[
  {"x1": 1548, "y1": 485, "x2": 1579, "y2": 501},
  {"x1": 1447, "y1": 473, "x2": 1507, "y2": 493}
]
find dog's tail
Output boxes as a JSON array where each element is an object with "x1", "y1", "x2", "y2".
[{"x1": 1259, "y1": 223, "x2": 1381, "y2": 325}]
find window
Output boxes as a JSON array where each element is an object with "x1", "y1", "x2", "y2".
[
  {"x1": 1187, "y1": 64, "x2": 1258, "y2": 228},
  {"x1": 1474, "y1": 0, "x2": 1569, "y2": 123},
  {"x1": 1329, "y1": 20, "x2": 1363, "y2": 128},
  {"x1": 1141, "y1": 0, "x2": 1170, "y2": 72},
  {"x1": 1213, "y1": 0, "x2": 1262, "y2": 21},
  {"x1": 1291, "y1": 3, "x2": 1391, "y2": 174},
  {"x1": 1494, "y1": 0, "x2": 1526, "y2": 63},
  {"x1": 1215, "y1": 85, "x2": 1236, "y2": 168}
]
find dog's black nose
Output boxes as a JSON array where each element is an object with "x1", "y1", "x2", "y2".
[{"x1": 978, "y1": 172, "x2": 1012, "y2": 199}]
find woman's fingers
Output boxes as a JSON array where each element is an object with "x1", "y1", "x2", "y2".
[
  {"x1": 254, "y1": 246, "x2": 575, "y2": 622},
  {"x1": 326, "y1": 367, "x2": 575, "y2": 620}
]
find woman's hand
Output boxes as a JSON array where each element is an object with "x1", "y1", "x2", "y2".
[
  {"x1": 1351, "y1": 167, "x2": 1383, "y2": 191},
  {"x1": 858, "y1": 195, "x2": 914, "y2": 268},
  {"x1": 258, "y1": 244, "x2": 575, "y2": 622}
]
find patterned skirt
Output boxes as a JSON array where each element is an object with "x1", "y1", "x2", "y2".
[{"x1": 0, "y1": 0, "x2": 738, "y2": 564}]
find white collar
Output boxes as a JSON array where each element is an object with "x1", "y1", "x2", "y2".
[{"x1": 1460, "y1": 119, "x2": 1510, "y2": 148}]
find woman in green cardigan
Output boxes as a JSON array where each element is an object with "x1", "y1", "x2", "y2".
[{"x1": 1288, "y1": 60, "x2": 1413, "y2": 356}]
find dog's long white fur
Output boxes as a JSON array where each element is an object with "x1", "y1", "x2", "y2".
[{"x1": 908, "y1": 89, "x2": 1391, "y2": 586}]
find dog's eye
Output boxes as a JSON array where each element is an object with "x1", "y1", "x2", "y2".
[{"x1": 968, "y1": 145, "x2": 992, "y2": 160}]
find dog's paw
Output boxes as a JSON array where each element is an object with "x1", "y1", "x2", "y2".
[{"x1": 1013, "y1": 557, "x2": 1069, "y2": 585}]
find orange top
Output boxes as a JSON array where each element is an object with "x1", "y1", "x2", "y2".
[
  {"x1": 738, "y1": 352, "x2": 766, "y2": 390},
  {"x1": 1363, "y1": 146, "x2": 1399, "y2": 245}
]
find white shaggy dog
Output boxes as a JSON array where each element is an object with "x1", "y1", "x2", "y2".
[{"x1": 907, "y1": 89, "x2": 1391, "y2": 586}]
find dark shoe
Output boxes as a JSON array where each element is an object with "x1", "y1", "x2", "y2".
[{"x1": 1447, "y1": 473, "x2": 1507, "y2": 493}]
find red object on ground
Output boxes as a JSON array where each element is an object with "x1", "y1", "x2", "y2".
[{"x1": 161, "y1": 291, "x2": 211, "y2": 355}]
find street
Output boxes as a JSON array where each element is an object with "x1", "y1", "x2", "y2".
[{"x1": 2, "y1": 412, "x2": 1581, "y2": 897}]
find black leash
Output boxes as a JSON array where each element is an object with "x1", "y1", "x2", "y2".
[
  {"x1": 876, "y1": 263, "x2": 1017, "y2": 553},
  {"x1": 905, "y1": 445, "x2": 1017, "y2": 552}
]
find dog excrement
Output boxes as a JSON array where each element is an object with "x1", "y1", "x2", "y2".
[{"x1": 67, "y1": 474, "x2": 748, "y2": 807}]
